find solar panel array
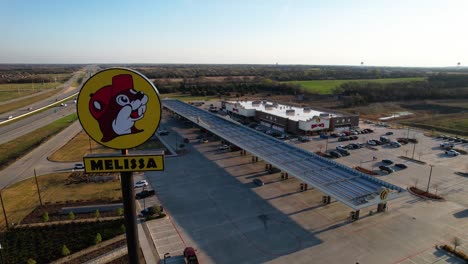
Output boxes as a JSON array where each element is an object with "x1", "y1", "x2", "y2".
[{"x1": 163, "y1": 99, "x2": 406, "y2": 210}]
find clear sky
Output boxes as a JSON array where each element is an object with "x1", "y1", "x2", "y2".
[{"x1": 1, "y1": 0, "x2": 466, "y2": 66}]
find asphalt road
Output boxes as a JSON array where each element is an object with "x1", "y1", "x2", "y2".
[
  {"x1": 0, "y1": 120, "x2": 83, "y2": 189},
  {"x1": 0, "y1": 65, "x2": 98, "y2": 144}
]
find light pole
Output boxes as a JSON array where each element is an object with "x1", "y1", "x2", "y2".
[
  {"x1": 164, "y1": 252, "x2": 171, "y2": 264},
  {"x1": 411, "y1": 137, "x2": 417, "y2": 159},
  {"x1": 0, "y1": 190, "x2": 8, "y2": 229},
  {"x1": 426, "y1": 164, "x2": 434, "y2": 193}
]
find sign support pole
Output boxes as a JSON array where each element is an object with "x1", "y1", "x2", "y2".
[{"x1": 120, "y1": 149, "x2": 141, "y2": 264}]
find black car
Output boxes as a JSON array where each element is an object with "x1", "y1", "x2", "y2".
[
  {"x1": 253, "y1": 179, "x2": 264, "y2": 186},
  {"x1": 329, "y1": 151, "x2": 342, "y2": 158},
  {"x1": 382, "y1": 159, "x2": 394, "y2": 165},
  {"x1": 346, "y1": 144, "x2": 357, "y2": 149},
  {"x1": 394, "y1": 163, "x2": 408, "y2": 169},
  {"x1": 338, "y1": 136, "x2": 350, "y2": 142},
  {"x1": 136, "y1": 190, "x2": 155, "y2": 199},
  {"x1": 336, "y1": 148, "x2": 350, "y2": 156},
  {"x1": 298, "y1": 136, "x2": 310, "y2": 142},
  {"x1": 349, "y1": 135, "x2": 358, "y2": 140},
  {"x1": 379, "y1": 165, "x2": 394, "y2": 174}
]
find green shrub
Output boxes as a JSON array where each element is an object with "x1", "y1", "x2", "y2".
[
  {"x1": 145, "y1": 213, "x2": 166, "y2": 221},
  {"x1": 27, "y1": 258, "x2": 37, "y2": 264},
  {"x1": 61, "y1": 245, "x2": 70, "y2": 256},
  {"x1": 68, "y1": 211, "x2": 75, "y2": 220},
  {"x1": 43, "y1": 212, "x2": 49, "y2": 222},
  {"x1": 94, "y1": 233, "x2": 102, "y2": 245},
  {"x1": 120, "y1": 224, "x2": 126, "y2": 233},
  {"x1": 95, "y1": 209, "x2": 100, "y2": 218},
  {"x1": 116, "y1": 208, "x2": 123, "y2": 216}
]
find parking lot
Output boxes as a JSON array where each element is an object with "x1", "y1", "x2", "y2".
[{"x1": 143, "y1": 110, "x2": 468, "y2": 264}]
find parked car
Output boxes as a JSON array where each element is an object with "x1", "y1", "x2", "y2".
[
  {"x1": 199, "y1": 138, "x2": 208, "y2": 143},
  {"x1": 8, "y1": 115, "x2": 13, "y2": 119},
  {"x1": 347, "y1": 143, "x2": 361, "y2": 149},
  {"x1": 367, "y1": 140, "x2": 377, "y2": 146},
  {"x1": 338, "y1": 136, "x2": 350, "y2": 142},
  {"x1": 183, "y1": 247, "x2": 199, "y2": 264},
  {"x1": 218, "y1": 144, "x2": 229, "y2": 150},
  {"x1": 385, "y1": 131, "x2": 394, "y2": 135},
  {"x1": 336, "y1": 148, "x2": 350, "y2": 156},
  {"x1": 298, "y1": 136, "x2": 310, "y2": 142},
  {"x1": 329, "y1": 151, "x2": 342, "y2": 158},
  {"x1": 74, "y1": 163, "x2": 84, "y2": 169},
  {"x1": 336, "y1": 145, "x2": 347, "y2": 151},
  {"x1": 390, "y1": 141, "x2": 401, "y2": 148},
  {"x1": 395, "y1": 163, "x2": 408, "y2": 169},
  {"x1": 379, "y1": 165, "x2": 394, "y2": 174},
  {"x1": 445, "y1": 150, "x2": 460, "y2": 156},
  {"x1": 440, "y1": 142, "x2": 454, "y2": 148},
  {"x1": 253, "y1": 179, "x2": 264, "y2": 186},
  {"x1": 382, "y1": 159, "x2": 394, "y2": 165},
  {"x1": 134, "y1": 180, "x2": 148, "y2": 188},
  {"x1": 135, "y1": 189, "x2": 155, "y2": 199},
  {"x1": 183, "y1": 138, "x2": 190, "y2": 143}
]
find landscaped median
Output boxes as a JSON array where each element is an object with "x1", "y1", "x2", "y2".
[{"x1": 0, "y1": 113, "x2": 77, "y2": 170}]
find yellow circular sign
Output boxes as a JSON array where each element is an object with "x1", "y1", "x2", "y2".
[
  {"x1": 77, "y1": 68, "x2": 161, "y2": 149},
  {"x1": 380, "y1": 188, "x2": 389, "y2": 201}
]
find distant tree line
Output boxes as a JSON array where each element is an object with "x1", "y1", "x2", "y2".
[
  {"x1": 131, "y1": 64, "x2": 430, "y2": 81},
  {"x1": 154, "y1": 77, "x2": 302, "y2": 96},
  {"x1": 333, "y1": 74, "x2": 468, "y2": 107}
]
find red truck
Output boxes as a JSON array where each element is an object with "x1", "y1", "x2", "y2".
[{"x1": 183, "y1": 247, "x2": 199, "y2": 264}]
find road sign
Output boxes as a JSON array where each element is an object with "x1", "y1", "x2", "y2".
[
  {"x1": 84, "y1": 154, "x2": 164, "y2": 173},
  {"x1": 77, "y1": 68, "x2": 161, "y2": 149}
]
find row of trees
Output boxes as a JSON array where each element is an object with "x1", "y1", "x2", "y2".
[
  {"x1": 132, "y1": 64, "x2": 430, "y2": 81},
  {"x1": 333, "y1": 74, "x2": 468, "y2": 107},
  {"x1": 155, "y1": 77, "x2": 302, "y2": 96}
]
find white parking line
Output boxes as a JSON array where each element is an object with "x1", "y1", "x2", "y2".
[
  {"x1": 155, "y1": 241, "x2": 185, "y2": 249},
  {"x1": 154, "y1": 234, "x2": 181, "y2": 241}
]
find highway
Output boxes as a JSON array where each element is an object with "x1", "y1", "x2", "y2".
[
  {"x1": 0, "y1": 65, "x2": 98, "y2": 144},
  {"x1": 0, "y1": 65, "x2": 99, "y2": 188}
]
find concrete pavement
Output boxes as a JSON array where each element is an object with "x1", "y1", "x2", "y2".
[{"x1": 0, "y1": 120, "x2": 82, "y2": 188}]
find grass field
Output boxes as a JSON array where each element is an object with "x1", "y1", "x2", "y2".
[
  {"x1": 50, "y1": 132, "x2": 166, "y2": 162},
  {"x1": 0, "y1": 172, "x2": 121, "y2": 229},
  {"x1": 49, "y1": 132, "x2": 118, "y2": 162},
  {"x1": 0, "y1": 113, "x2": 78, "y2": 170},
  {"x1": 285, "y1": 77, "x2": 425, "y2": 94},
  {"x1": 0, "y1": 82, "x2": 61, "y2": 102},
  {"x1": 401, "y1": 114, "x2": 468, "y2": 136},
  {"x1": 161, "y1": 93, "x2": 218, "y2": 102}
]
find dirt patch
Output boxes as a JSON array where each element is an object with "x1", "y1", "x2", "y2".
[{"x1": 21, "y1": 200, "x2": 123, "y2": 224}]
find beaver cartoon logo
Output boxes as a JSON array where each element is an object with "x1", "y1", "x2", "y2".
[{"x1": 89, "y1": 74, "x2": 148, "y2": 142}]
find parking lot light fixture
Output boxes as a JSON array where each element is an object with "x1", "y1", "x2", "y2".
[{"x1": 426, "y1": 164, "x2": 434, "y2": 193}]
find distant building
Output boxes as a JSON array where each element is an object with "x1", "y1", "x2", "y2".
[{"x1": 222, "y1": 100, "x2": 359, "y2": 135}]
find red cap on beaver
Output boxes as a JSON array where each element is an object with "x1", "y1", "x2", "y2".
[{"x1": 89, "y1": 74, "x2": 134, "y2": 120}]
